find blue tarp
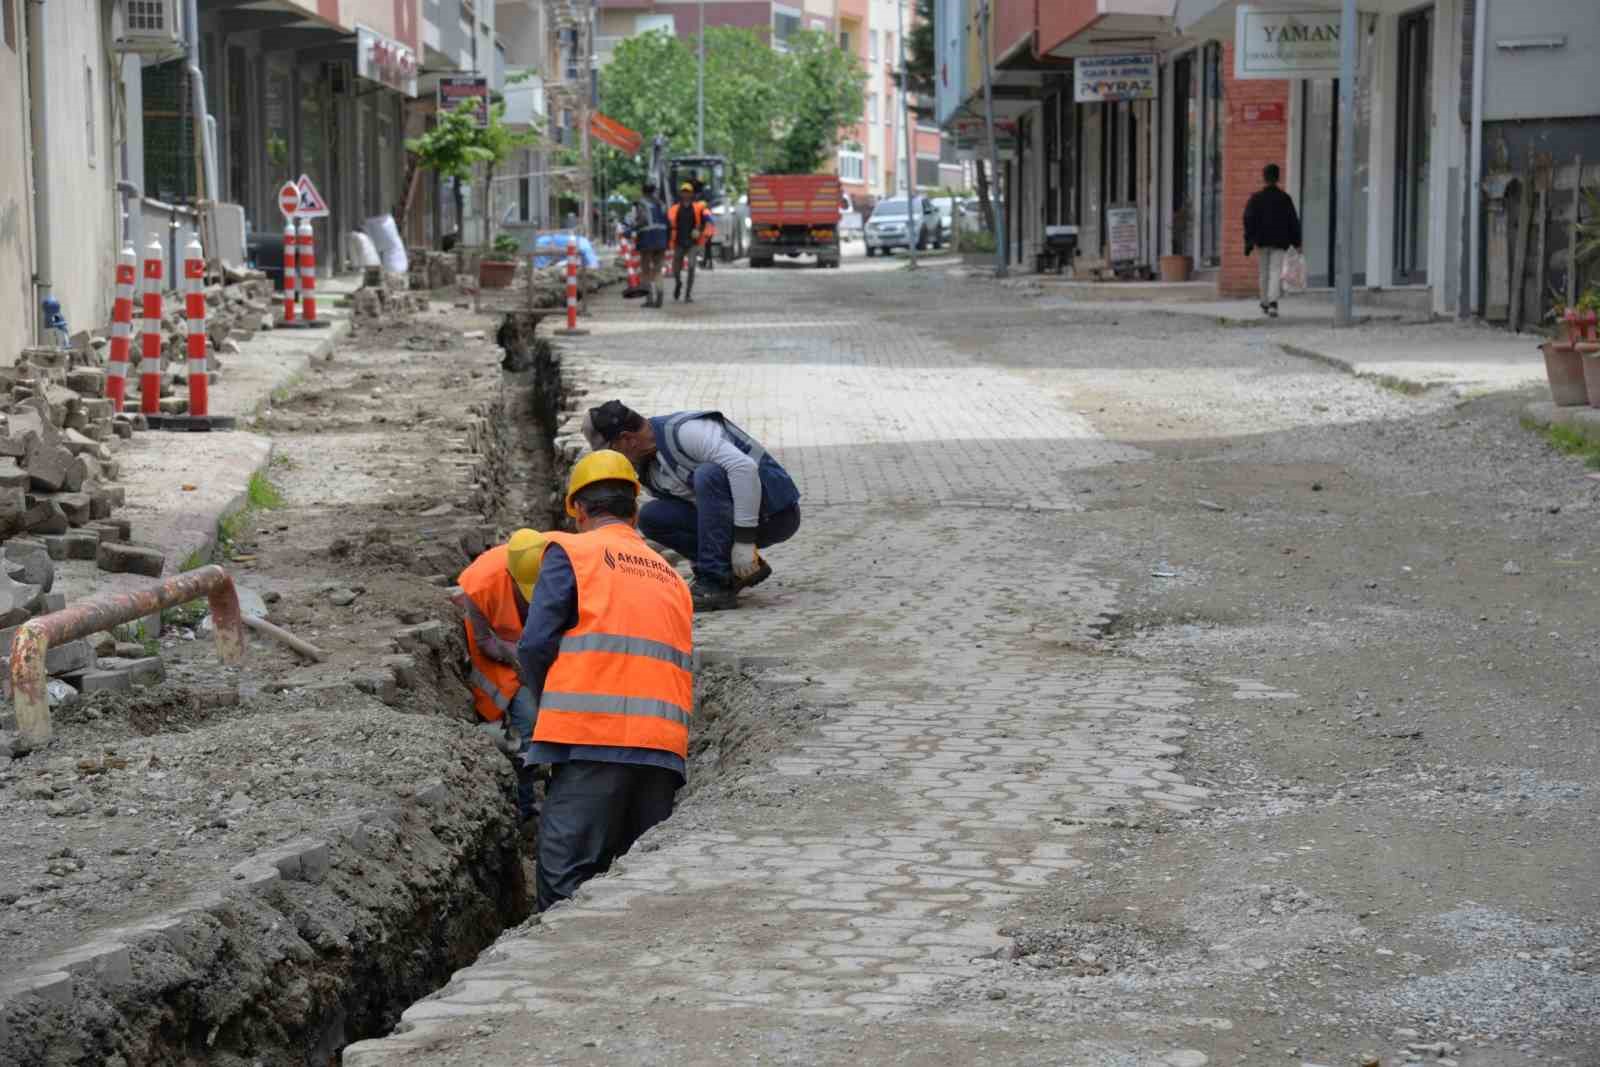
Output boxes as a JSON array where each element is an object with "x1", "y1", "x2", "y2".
[{"x1": 531, "y1": 233, "x2": 601, "y2": 270}]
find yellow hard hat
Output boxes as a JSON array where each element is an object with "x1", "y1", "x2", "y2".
[
  {"x1": 679, "y1": 182, "x2": 695, "y2": 193},
  {"x1": 505, "y1": 528, "x2": 547, "y2": 600},
  {"x1": 565, "y1": 449, "x2": 640, "y2": 518}
]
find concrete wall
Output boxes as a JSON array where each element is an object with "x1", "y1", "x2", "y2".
[
  {"x1": 0, "y1": 7, "x2": 34, "y2": 360},
  {"x1": 1482, "y1": 0, "x2": 1600, "y2": 123},
  {"x1": 31, "y1": 0, "x2": 118, "y2": 342}
]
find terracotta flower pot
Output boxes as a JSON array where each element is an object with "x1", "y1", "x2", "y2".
[
  {"x1": 1159, "y1": 254, "x2": 1192, "y2": 283},
  {"x1": 1579, "y1": 342, "x2": 1600, "y2": 406},
  {"x1": 1543, "y1": 341, "x2": 1589, "y2": 406},
  {"x1": 478, "y1": 258, "x2": 517, "y2": 289}
]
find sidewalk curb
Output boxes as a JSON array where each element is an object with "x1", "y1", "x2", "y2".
[
  {"x1": 1521, "y1": 400, "x2": 1600, "y2": 436},
  {"x1": 1277, "y1": 341, "x2": 1431, "y2": 395}
]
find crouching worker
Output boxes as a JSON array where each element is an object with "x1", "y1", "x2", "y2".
[
  {"x1": 454, "y1": 528, "x2": 547, "y2": 823},
  {"x1": 581, "y1": 400, "x2": 801, "y2": 612},
  {"x1": 517, "y1": 451, "x2": 695, "y2": 912}
]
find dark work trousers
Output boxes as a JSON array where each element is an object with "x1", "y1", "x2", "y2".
[
  {"x1": 535, "y1": 760, "x2": 679, "y2": 912},
  {"x1": 638, "y1": 464, "x2": 802, "y2": 586}
]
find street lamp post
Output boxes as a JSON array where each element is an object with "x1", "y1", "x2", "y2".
[{"x1": 898, "y1": 0, "x2": 917, "y2": 269}]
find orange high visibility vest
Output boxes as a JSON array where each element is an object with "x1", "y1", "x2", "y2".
[
  {"x1": 668, "y1": 202, "x2": 708, "y2": 245},
  {"x1": 457, "y1": 544, "x2": 525, "y2": 723},
  {"x1": 533, "y1": 523, "x2": 694, "y2": 759}
]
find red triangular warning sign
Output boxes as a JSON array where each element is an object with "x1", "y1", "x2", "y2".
[{"x1": 295, "y1": 173, "x2": 330, "y2": 219}]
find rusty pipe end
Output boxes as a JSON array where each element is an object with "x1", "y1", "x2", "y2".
[
  {"x1": 11, "y1": 622, "x2": 53, "y2": 749},
  {"x1": 203, "y1": 567, "x2": 247, "y2": 666}
]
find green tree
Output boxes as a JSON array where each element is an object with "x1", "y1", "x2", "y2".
[
  {"x1": 477, "y1": 101, "x2": 540, "y2": 242},
  {"x1": 599, "y1": 27, "x2": 863, "y2": 188},
  {"x1": 774, "y1": 30, "x2": 866, "y2": 174},
  {"x1": 899, "y1": 0, "x2": 935, "y2": 118},
  {"x1": 405, "y1": 100, "x2": 494, "y2": 239}
]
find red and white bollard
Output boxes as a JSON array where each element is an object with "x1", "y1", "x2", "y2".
[
  {"x1": 282, "y1": 219, "x2": 298, "y2": 323},
  {"x1": 625, "y1": 235, "x2": 641, "y2": 291},
  {"x1": 556, "y1": 234, "x2": 589, "y2": 336},
  {"x1": 139, "y1": 239, "x2": 163, "y2": 417},
  {"x1": 107, "y1": 244, "x2": 135, "y2": 412},
  {"x1": 183, "y1": 238, "x2": 208, "y2": 419},
  {"x1": 297, "y1": 218, "x2": 318, "y2": 325}
]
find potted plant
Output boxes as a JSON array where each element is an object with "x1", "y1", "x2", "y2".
[
  {"x1": 1544, "y1": 298, "x2": 1589, "y2": 406},
  {"x1": 479, "y1": 234, "x2": 521, "y2": 289},
  {"x1": 1160, "y1": 204, "x2": 1193, "y2": 283},
  {"x1": 1575, "y1": 288, "x2": 1600, "y2": 406}
]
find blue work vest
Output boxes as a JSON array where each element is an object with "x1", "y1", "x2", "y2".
[
  {"x1": 635, "y1": 200, "x2": 669, "y2": 251},
  {"x1": 648, "y1": 411, "x2": 801, "y2": 520}
]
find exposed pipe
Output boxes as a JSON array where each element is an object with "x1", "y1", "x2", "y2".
[
  {"x1": 1468, "y1": 0, "x2": 1487, "y2": 318},
  {"x1": 24, "y1": 0, "x2": 53, "y2": 345},
  {"x1": 184, "y1": 0, "x2": 218, "y2": 257},
  {"x1": 10, "y1": 565, "x2": 247, "y2": 748}
]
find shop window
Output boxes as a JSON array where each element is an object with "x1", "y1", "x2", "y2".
[
  {"x1": 1299, "y1": 16, "x2": 1375, "y2": 287},
  {"x1": 3, "y1": 0, "x2": 14, "y2": 51},
  {"x1": 227, "y1": 48, "x2": 248, "y2": 206},
  {"x1": 143, "y1": 61, "x2": 197, "y2": 202},
  {"x1": 1394, "y1": 5, "x2": 1433, "y2": 285},
  {"x1": 1171, "y1": 52, "x2": 1195, "y2": 256}
]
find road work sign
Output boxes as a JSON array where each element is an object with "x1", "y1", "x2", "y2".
[{"x1": 294, "y1": 174, "x2": 330, "y2": 219}]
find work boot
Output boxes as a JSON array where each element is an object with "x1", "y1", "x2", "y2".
[
  {"x1": 690, "y1": 579, "x2": 738, "y2": 612},
  {"x1": 1268, "y1": 301, "x2": 1280, "y2": 318},
  {"x1": 684, "y1": 277, "x2": 695, "y2": 303},
  {"x1": 733, "y1": 557, "x2": 772, "y2": 592},
  {"x1": 673, "y1": 278, "x2": 682, "y2": 302}
]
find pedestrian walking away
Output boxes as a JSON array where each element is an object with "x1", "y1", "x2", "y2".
[
  {"x1": 516, "y1": 451, "x2": 695, "y2": 913},
  {"x1": 630, "y1": 182, "x2": 669, "y2": 308},
  {"x1": 1243, "y1": 163, "x2": 1301, "y2": 318},
  {"x1": 582, "y1": 400, "x2": 801, "y2": 613},
  {"x1": 669, "y1": 182, "x2": 708, "y2": 303},
  {"x1": 454, "y1": 528, "x2": 548, "y2": 823},
  {"x1": 695, "y1": 180, "x2": 716, "y2": 272}
]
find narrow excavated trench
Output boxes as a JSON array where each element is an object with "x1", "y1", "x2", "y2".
[{"x1": 0, "y1": 312, "x2": 818, "y2": 1067}]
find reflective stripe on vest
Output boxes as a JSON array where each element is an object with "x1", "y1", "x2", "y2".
[
  {"x1": 533, "y1": 525, "x2": 694, "y2": 759},
  {"x1": 457, "y1": 543, "x2": 527, "y2": 722},
  {"x1": 469, "y1": 666, "x2": 514, "y2": 712}
]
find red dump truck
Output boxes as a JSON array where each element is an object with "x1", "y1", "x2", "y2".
[{"x1": 746, "y1": 174, "x2": 842, "y2": 269}]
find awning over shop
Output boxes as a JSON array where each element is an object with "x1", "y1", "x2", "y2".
[{"x1": 1039, "y1": 0, "x2": 1186, "y2": 58}]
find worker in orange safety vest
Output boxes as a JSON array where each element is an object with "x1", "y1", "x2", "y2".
[
  {"x1": 515, "y1": 450, "x2": 694, "y2": 911},
  {"x1": 667, "y1": 182, "x2": 708, "y2": 303},
  {"x1": 455, "y1": 527, "x2": 547, "y2": 822}
]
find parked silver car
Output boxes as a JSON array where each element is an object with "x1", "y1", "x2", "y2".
[{"x1": 864, "y1": 196, "x2": 941, "y2": 256}]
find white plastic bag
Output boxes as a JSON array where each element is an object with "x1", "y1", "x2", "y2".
[
  {"x1": 1280, "y1": 248, "x2": 1308, "y2": 292},
  {"x1": 349, "y1": 230, "x2": 381, "y2": 269},
  {"x1": 363, "y1": 214, "x2": 408, "y2": 274}
]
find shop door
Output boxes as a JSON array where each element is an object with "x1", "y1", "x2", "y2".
[
  {"x1": 1298, "y1": 18, "x2": 1374, "y2": 288},
  {"x1": 1171, "y1": 52, "x2": 1194, "y2": 257},
  {"x1": 1393, "y1": 6, "x2": 1433, "y2": 285}
]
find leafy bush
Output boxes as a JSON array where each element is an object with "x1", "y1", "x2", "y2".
[{"x1": 958, "y1": 229, "x2": 996, "y2": 254}]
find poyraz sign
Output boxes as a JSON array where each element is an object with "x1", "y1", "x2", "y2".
[
  {"x1": 1235, "y1": 7, "x2": 1344, "y2": 79},
  {"x1": 1074, "y1": 54, "x2": 1157, "y2": 104}
]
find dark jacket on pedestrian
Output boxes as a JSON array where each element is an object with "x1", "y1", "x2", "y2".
[{"x1": 1243, "y1": 184, "x2": 1301, "y2": 255}]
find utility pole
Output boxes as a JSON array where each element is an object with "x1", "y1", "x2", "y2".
[
  {"x1": 1334, "y1": 0, "x2": 1356, "y2": 326},
  {"x1": 898, "y1": 0, "x2": 917, "y2": 269},
  {"x1": 977, "y1": 0, "x2": 1006, "y2": 277},
  {"x1": 697, "y1": 0, "x2": 706, "y2": 153},
  {"x1": 579, "y1": 0, "x2": 594, "y2": 238}
]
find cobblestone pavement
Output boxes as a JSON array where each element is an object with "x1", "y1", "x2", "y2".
[{"x1": 342, "y1": 264, "x2": 1292, "y2": 1065}]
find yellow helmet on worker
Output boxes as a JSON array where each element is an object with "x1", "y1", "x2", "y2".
[
  {"x1": 679, "y1": 182, "x2": 695, "y2": 193},
  {"x1": 565, "y1": 449, "x2": 640, "y2": 518},
  {"x1": 505, "y1": 528, "x2": 547, "y2": 600}
]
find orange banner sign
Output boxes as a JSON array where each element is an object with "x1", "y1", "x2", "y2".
[{"x1": 589, "y1": 112, "x2": 643, "y2": 155}]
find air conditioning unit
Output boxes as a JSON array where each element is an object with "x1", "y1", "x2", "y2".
[{"x1": 114, "y1": 0, "x2": 183, "y2": 54}]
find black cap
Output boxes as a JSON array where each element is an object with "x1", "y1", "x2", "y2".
[{"x1": 587, "y1": 400, "x2": 639, "y2": 444}]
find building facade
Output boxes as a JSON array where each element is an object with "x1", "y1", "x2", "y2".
[{"x1": 936, "y1": 0, "x2": 1600, "y2": 324}]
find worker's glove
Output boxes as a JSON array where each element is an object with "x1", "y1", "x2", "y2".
[{"x1": 731, "y1": 542, "x2": 761, "y2": 580}]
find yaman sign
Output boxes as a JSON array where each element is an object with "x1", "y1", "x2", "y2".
[{"x1": 1234, "y1": 7, "x2": 1344, "y2": 79}]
